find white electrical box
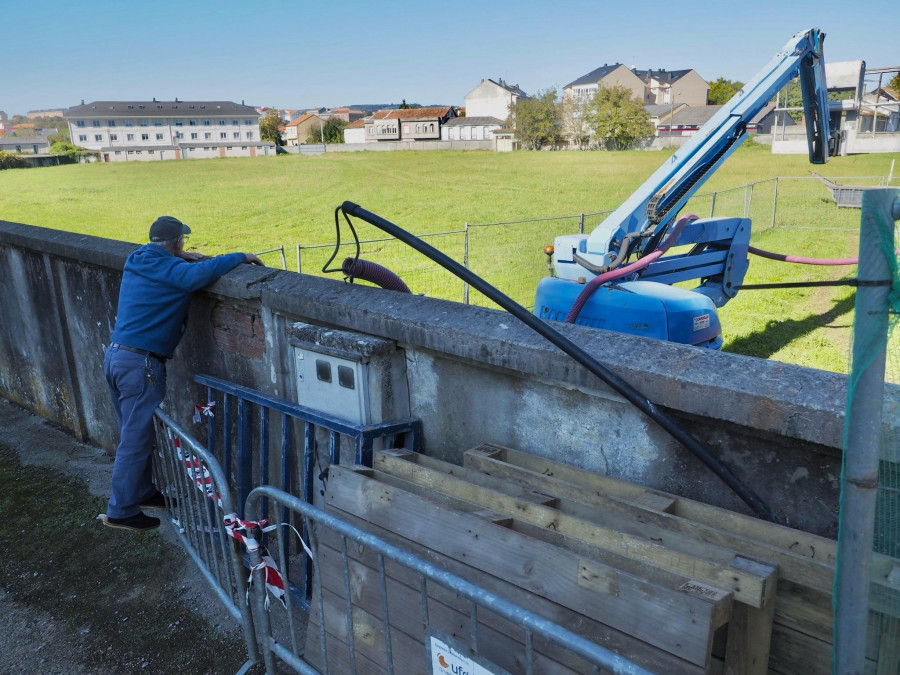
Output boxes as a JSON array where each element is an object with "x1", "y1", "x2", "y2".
[{"x1": 289, "y1": 322, "x2": 408, "y2": 426}]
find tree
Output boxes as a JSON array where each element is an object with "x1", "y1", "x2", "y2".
[
  {"x1": 889, "y1": 72, "x2": 900, "y2": 93},
  {"x1": 398, "y1": 99, "x2": 410, "y2": 110},
  {"x1": 559, "y1": 93, "x2": 592, "y2": 149},
  {"x1": 507, "y1": 88, "x2": 562, "y2": 150},
  {"x1": 50, "y1": 141, "x2": 86, "y2": 155},
  {"x1": 306, "y1": 116, "x2": 347, "y2": 144},
  {"x1": 259, "y1": 109, "x2": 284, "y2": 145},
  {"x1": 586, "y1": 85, "x2": 654, "y2": 150},
  {"x1": 707, "y1": 77, "x2": 744, "y2": 105}
]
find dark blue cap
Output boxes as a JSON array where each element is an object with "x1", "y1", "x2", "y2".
[{"x1": 149, "y1": 215, "x2": 191, "y2": 242}]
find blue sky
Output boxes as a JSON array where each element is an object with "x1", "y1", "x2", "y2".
[{"x1": 2, "y1": 0, "x2": 895, "y2": 116}]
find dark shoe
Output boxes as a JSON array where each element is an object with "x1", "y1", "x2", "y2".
[
  {"x1": 104, "y1": 512, "x2": 160, "y2": 531},
  {"x1": 140, "y1": 490, "x2": 176, "y2": 510}
]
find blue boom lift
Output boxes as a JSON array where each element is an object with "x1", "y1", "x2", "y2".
[{"x1": 534, "y1": 28, "x2": 836, "y2": 348}]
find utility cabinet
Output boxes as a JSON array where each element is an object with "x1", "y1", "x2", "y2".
[{"x1": 288, "y1": 322, "x2": 410, "y2": 426}]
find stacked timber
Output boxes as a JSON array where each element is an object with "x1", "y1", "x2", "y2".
[{"x1": 305, "y1": 444, "x2": 900, "y2": 674}]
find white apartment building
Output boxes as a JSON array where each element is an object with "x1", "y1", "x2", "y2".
[{"x1": 65, "y1": 100, "x2": 275, "y2": 162}]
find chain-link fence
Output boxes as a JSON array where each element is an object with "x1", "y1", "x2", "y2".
[{"x1": 295, "y1": 174, "x2": 892, "y2": 310}]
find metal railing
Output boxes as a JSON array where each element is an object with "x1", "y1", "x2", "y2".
[
  {"x1": 245, "y1": 484, "x2": 652, "y2": 675},
  {"x1": 195, "y1": 373, "x2": 422, "y2": 518},
  {"x1": 152, "y1": 409, "x2": 259, "y2": 674}
]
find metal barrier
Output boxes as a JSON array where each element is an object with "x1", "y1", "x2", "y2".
[
  {"x1": 152, "y1": 408, "x2": 259, "y2": 674},
  {"x1": 196, "y1": 373, "x2": 422, "y2": 519},
  {"x1": 245, "y1": 484, "x2": 653, "y2": 675}
]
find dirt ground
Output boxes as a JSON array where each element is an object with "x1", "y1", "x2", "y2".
[{"x1": 0, "y1": 397, "x2": 254, "y2": 674}]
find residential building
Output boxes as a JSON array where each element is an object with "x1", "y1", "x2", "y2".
[
  {"x1": 643, "y1": 103, "x2": 688, "y2": 134},
  {"x1": 330, "y1": 107, "x2": 365, "y2": 123},
  {"x1": 465, "y1": 79, "x2": 529, "y2": 121},
  {"x1": 343, "y1": 118, "x2": 366, "y2": 144},
  {"x1": 657, "y1": 105, "x2": 722, "y2": 136},
  {"x1": 563, "y1": 64, "x2": 646, "y2": 104},
  {"x1": 65, "y1": 100, "x2": 273, "y2": 161},
  {"x1": 27, "y1": 109, "x2": 66, "y2": 118},
  {"x1": 633, "y1": 68, "x2": 709, "y2": 106},
  {"x1": 0, "y1": 135, "x2": 50, "y2": 154},
  {"x1": 364, "y1": 107, "x2": 456, "y2": 141},
  {"x1": 283, "y1": 113, "x2": 325, "y2": 145},
  {"x1": 441, "y1": 116, "x2": 503, "y2": 141}
]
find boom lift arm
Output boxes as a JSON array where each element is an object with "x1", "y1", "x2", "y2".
[{"x1": 538, "y1": 28, "x2": 835, "y2": 347}]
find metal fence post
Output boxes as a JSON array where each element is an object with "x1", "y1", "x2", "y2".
[
  {"x1": 771, "y1": 176, "x2": 779, "y2": 228},
  {"x1": 296, "y1": 244, "x2": 302, "y2": 274},
  {"x1": 709, "y1": 192, "x2": 717, "y2": 217},
  {"x1": 463, "y1": 222, "x2": 470, "y2": 305},
  {"x1": 833, "y1": 188, "x2": 899, "y2": 673},
  {"x1": 579, "y1": 213, "x2": 585, "y2": 234}
]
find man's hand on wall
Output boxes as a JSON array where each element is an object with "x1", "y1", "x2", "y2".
[
  {"x1": 179, "y1": 251, "x2": 207, "y2": 262},
  {"x1": 244, "y1": 253, "x2": 265, "y2": 266}
]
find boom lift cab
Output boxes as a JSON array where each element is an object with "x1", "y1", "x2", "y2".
[{"x1": 534, "y1": 28, "x2": 834, "y2": 348}]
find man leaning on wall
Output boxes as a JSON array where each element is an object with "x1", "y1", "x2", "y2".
[{"x1": 103, "y1": 215, "x2": 264, "y2": 531}]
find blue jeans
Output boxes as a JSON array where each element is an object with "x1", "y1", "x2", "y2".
[{"x1": 104, "y1": 344, "x2": 167, "y2": 519}]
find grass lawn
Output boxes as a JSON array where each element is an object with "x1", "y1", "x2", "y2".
[{"x1": 2, "y1": 145, "x2": 898, "y2": 374}]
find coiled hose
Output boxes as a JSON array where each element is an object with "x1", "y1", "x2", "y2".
[{"x1": 342, "y1": 257, "x2": 412, "y2": 294}]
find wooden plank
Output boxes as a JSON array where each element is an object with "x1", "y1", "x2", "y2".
[
  {"x1": 467, "y1": 443, "x2": 838, "y2": 564},
  {"x1": 375, "y1": 450, "x2": 776, "y2": 609},
  {"x1": 318, "y1": 498, "x2": 708, "y2": 675},
  {"x1": 314, "y1": 541, "x2": 584, "y2": 674},
  {"x1": 327, "y1": 465, "x2": 724, "y2": 667},
  {"x1": 367, "y1": 461, "x2": 735, "y2": 630},
  {"x1": 874, "y1": 614, "x2": 900, "y2": 675},
  {"x1": 463, "y1": 445, "x2": 835, "y2": 592},
  {"x1": 724, "y1": 580, "x2": 776, "y2": 675}
]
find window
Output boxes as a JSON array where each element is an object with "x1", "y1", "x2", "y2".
[
  {"x1": 244, "y1": 119, "x2": 253, "y2": 124},
  {"x1": 156, "y1": 133, "x2": 163, "y2": 140},
  {"x1": 127, "y1": 134, "x2": 134, "y2": 141},
  {"x1": 246, "y1": 131, "x2": 253, "y2": 139},
  {"x1": 92, "y1": 120, "x2": 100, "y2": 127},
  {"x1": 316, "y1": 360, "x2": 332, "y2": 383},
  {"x1": 94, "y1": 134, "x2": 102, "y2": 141},
  {"x1": 140, "y1": 120, "x2": 149, "y2": 126},
  {"x1": 149, "y1": 150, "x2": 154, "y2": 154},
  {"x1": 203, "y1": 120, "x2": 211, "y2": 126},
  {"x1": 219, "y1": 132, "x2": 226, "y2": 139},
  {"x1": 232, "y1": 120, "x2": 239, "y2": 126},
  {"x1": 108, "y1": 120, "x2": 116, "y2": 127},
  {"x1": 175, "y1": 120, "x2": 183, "y2": 126},
  {"x1": 115, "y1": 151, "x2": 121, "y2": 154},
  {"x1": 175, "y1": 132, "x2": 183, "y2": 139},
  {"x1": 218, "y1": 120, "x2": 226, "y2": 125},
  {"x1": 404, "y1": 125, "x2": 409, "y2": 133},
  {"x1": 78, "y1": 134, "x2": 87, "y2": 142},
  {"x1": 125, "y1": 120, "x2": 134, "y2": 127},
  {"x1": 189, "y1": 120, "x2": 197, "y2": 126},
  {"x1": 141, "y1": 133, "x2": 149, "y2": 141},
  {"x1": 110, "y1": 134, "x2": 118, "y2": 141},
  {"x1": 233, "y1": 132, "x2": 239, "y2": 139},
  {"x1": 153, "y1": 120, "x2": 162, "y2": 126},
  {"x1": 76, "y1": 121, "x2": 85, "y2": 127},
  {"x1": 338, "y1": 366, "x2": 355, "y2": 389},
  {"x1": 415, "y1": 124, "x2": 420, "y2": 133},
  {"x1": 191, "y1": 133, "x2": 198, "y2": 140},
  {"x1": 204, "y1": 132, "x2": 211, "y2": 139}
]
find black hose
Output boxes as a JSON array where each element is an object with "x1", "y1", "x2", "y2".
[
  {"x1": 340, "y1": 200, "x2": 779, "y2": 523},
  {"x1": 343, "y1": 257, "x2": 412, "y2": 294}
]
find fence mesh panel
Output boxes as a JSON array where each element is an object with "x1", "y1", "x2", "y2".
[
  {"x1": 298, "y1": 231, "x2": 467, "y2": 302},
  {"x1": 467, "y1": 214, "x2": 594, "y2": 310}
]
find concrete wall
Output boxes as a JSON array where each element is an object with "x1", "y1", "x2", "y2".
[
  {"x1": 325, "y1": 140, "x2": 494, "y2": 152},
  {"x1": 1, "y1": 219, "x2": 886, "y2": 536}
]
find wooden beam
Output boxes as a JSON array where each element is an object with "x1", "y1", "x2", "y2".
[
  {"x1": 327, "y1": 465, "x2": 725, "y2": 667},
  {"x1": 375, "y1": 450, "x2": 776, "y2": 609}
]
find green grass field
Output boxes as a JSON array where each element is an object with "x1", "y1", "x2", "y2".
[{"x1": 2, "y1": 145, "x2": 898, "y2": 374}]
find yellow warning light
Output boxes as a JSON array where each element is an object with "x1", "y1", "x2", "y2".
[{"x1": 543, "y1": 245, "x2": 554, "y2": 255}]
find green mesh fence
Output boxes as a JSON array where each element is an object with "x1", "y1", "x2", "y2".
[{"x1": 834, "y1": 187, "x2": 900, "y2": 673}]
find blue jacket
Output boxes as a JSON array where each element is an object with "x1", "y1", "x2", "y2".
[{"x1": 111, "y1": 244, "x2": 247, "y2": 358}]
